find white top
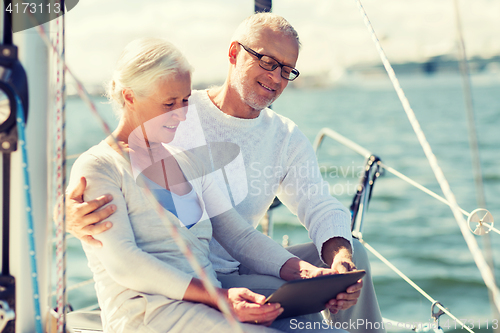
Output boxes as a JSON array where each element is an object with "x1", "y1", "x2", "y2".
[
  {"x1": 68, "y1": 141, "x2": 296, "y2": 326},
  {"x1": 169, "y1": 90, "x2": 352, "y2": 273}
]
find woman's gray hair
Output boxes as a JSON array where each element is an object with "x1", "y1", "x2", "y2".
[
  {"x1": 106, "y1": 38, "x2": 192, "y2": 113},
  {"x1": 231, "y1": 12, "x2": 301, "y2": 49}
]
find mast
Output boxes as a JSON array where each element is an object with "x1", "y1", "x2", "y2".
[
  {"x1": 254, "y1": 0, "x2": 272, "y2": 13},
  {"x1": 9, "y1": 23, "x2": 50, "y2": 333}
]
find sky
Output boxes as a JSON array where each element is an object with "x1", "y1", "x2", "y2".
[{"x1": 59, "y1": 0, "x2": 500, "y2": 90}]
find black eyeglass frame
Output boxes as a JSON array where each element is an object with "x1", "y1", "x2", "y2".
[{"x1": 238, "y1": 42, "x2": 300, "y2": 81}]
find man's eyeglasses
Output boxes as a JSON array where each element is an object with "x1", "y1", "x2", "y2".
[{"x1": 238, "y1": 43, "x2": 300, "y2": 81}]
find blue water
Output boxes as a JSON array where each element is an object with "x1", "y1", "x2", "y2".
[{"x1": 62, "y1": 72, "x2": 500, "y2": 331}]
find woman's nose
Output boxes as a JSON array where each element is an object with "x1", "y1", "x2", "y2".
[{"x1": 172, "y1": 105, "x2": 188, "y2": 121}]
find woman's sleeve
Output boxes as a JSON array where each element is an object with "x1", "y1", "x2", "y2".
[
  {"x1": 199, "y1": 171, "x2": 296, "y2": 278},
  {"x1": 69, "y1": 154, "x2": 193, "y2": 301}
]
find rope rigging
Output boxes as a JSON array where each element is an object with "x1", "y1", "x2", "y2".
[
  {"x1": 453, "y1": 0, "x2": 498, "y2": 324},
  {"x1": 360, "y1": 239, "x2": 474, "y2": 333},
  {"x1": 53, "y1": 2, "x2": 68, "y2": 331},
  {"x1": 313, "y1": 128, "x2": 498, "y2": 234},
  {"x1": 314, "y1": 127, "x2": 492, "y2": 333},
  {"x1": 16, "y1": 96, "x2": 43, "y2": 333},
  {"x1": 311, "y1": 2, "x2": 497, "y2": 326},
  {"x1": 354, "y1": 0, "x2": 500, "y2": 314}
]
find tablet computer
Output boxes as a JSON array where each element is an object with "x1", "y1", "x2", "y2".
[{"x1": 265, "y1": 270, "x2": 366, "y2": 319}]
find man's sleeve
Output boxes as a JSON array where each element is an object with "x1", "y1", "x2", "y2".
[
  {"x1": 276, "y1": 128, "x2": 352, "y2": 263},
  {"x1": 200, "y1": 165, "x2": 296, "y2": 277}
]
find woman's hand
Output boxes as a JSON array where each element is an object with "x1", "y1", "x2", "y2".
[
  {"x1": 184, "y1": 279, "x2": 282, "y2": 326},
  {"x1": 226, "y1": 288, "x2": 283, "y2": 326}
]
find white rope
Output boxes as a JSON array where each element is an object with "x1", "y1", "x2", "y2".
[
  {"x1": 487, "y1": 226, "x2": 500, "y2": 236},
  {"x1": 64, "y1": 278, "x2": 94, "y2": 294},
  {"x1": 313, "y1": 129, "x2": 500, "y2": 236},
  {"x1": 360, "y1": 239, "x2": 475, "y2": 333},
  {"x1": 314, "y1": 128, "x2": 473, "y2": 216},
  {"x1": 50, "y1": 278, "x2": 94, "y2": 297},
  {"x1": 452, "y1": 0, "x2": 498, "y2": 321},
  {"x1": 378, "y1": 162, "x2": 470, "y2": 217},
  {"x1": 53, "y1": 6, "x2": 67, "y2": 332},
  {"x1": 381, "y1": 161, "x2": 500, "y2": 234},
  {"x1": 65, "y1": 153, "x2": 81, "y2": 161},
  {"x1": 354, "y1": 0, "x2": 500, "y2": 313},
  {"x1": 453, "y1": 0, "x2": 487, "y2": 209}
]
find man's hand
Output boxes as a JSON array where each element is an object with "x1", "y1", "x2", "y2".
[
  {"x1": 331, "y1": 248, "x2": 356, "y2": 274},
  {"x1": 321, "y1": 237, "x2": 361, "y2": 313},
  {"x1": 66, "y1": 177, "x2": 115, "y2": 247},
  {"x1": 305, "y1": 265, "x2": 363, "y2": 315},
  {"x1": 321, "y1": 237, "x2": 354, "y2": 271},
  {"x1": 281, "y1": 241, "x2": 363, "y2": 315},
  {"x1": 326, "y1": 277, "x2": 362, "y2": 314}
]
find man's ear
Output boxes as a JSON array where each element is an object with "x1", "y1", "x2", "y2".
[
  {"x1": 122, "y1": 88, "x2": 135, "y2": 108},
  {"x1": 228, "y1": 41, "x2": 240, "y2": 65}
]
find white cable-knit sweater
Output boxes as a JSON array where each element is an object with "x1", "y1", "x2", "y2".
[{"x1": 170, "y1": 90, "x2": 352, "y2": 273}]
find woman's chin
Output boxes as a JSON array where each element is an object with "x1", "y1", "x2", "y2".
[{"x1": 158, "y1": 136, "x2": 175, "y2": 145}]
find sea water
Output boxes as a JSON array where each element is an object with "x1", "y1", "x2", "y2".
[{"x1": 61, "y1": 72, "x2": 500, "y2": 332}]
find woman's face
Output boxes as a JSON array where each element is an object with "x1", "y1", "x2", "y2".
[{"x1": 133, "y1": 71, "x2": 191, "y2": 144}]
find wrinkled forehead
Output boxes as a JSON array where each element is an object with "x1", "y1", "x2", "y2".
[{"x1": 247, "y1": 27, "x2": 299, "y2": 67}]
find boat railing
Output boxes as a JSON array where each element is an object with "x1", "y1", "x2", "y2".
[
  {"x1": 313, "y1": 127, "x2": 498, "y2": 236},
  {"x1": 310, "y1": 126, "x2": 498, "y2": 333}
]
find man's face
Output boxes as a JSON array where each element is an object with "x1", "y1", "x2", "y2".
[{"x1": 231, "y1": 28, "x2": 299, "y2": 112}]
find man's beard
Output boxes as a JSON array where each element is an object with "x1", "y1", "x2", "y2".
[{"x1": 231, "y1": 69, "x2": 276, "y2": 112}]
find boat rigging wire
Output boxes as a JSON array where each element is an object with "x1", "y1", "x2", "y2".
[
  {"x1": 354, "y1": 0, "x2": 500, "y2": 312},
  {"x1": 16, "y1": 96, "x2": 43, "y2": 333},
  {"x1": 50, "y1": 278, "x2": 94, "y2": 297},
  {"x1": 453, "y1": 0, "x2": 487, "y2": 210},
  {"x1": 453, "y1": 0, "x2": 498, "y2": 325},
  {"x1": 53, "y1": 2, "x2": 68, "y2": 331},
  {"x1": 30, "y1": 14, "x2": 245, "y2": 332},
  {"x1": 359, "y1": 238, "x2": 475, "y2": 333},
  {"x1": 314, "y1": 128, "x2": 494, "y2": 330},
  {"x1": 313, "y1": 128, "x2": 499, "y2": 235},
  {"x1": 380, "y1": 162, "x2": 499, "y2": 236}
]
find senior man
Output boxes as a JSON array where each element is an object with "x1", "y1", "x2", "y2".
[{"x1": 68, "y1": 13, "x2": 384, "y2": 333}]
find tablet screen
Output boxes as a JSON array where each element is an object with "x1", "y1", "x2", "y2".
[{"x1": 265, "y1": 270, "x2": 366, "y2": 319}]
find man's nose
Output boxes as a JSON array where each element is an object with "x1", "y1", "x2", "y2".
[{"x1": 268, "y1": 66, "x2": 283, "y2": 84}]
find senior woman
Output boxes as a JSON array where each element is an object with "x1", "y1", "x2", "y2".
[{"x1": 69, "y1": 38, "x2": 348, "y2": 333}]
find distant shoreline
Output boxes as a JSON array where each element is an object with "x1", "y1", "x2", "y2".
[{"x1": 67, "y1": 58, "x2": 500, "y2": 96}]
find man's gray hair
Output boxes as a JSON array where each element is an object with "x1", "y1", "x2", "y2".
[{"x1": 231, "y1": 13, "x2": 301, "y2": 49}]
